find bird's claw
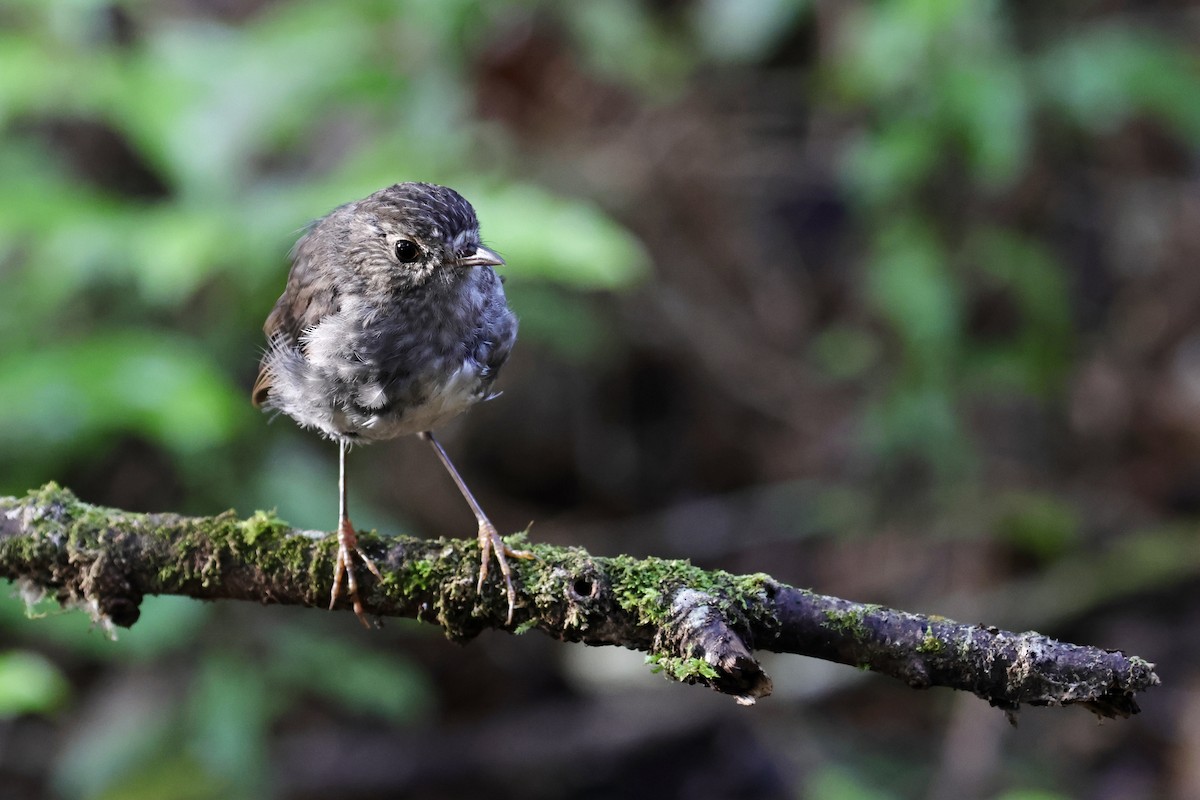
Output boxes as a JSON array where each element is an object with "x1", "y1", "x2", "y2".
[
  {"x1": 330, "y1": 517, "x2": 382, "y2": 628},
  {"x1": 477, "y1": 520, "x2": 534, "y2": 626}
]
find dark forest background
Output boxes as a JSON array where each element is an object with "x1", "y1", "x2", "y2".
[{"x1": 1, "y1": 1, "x2": 1198, "y2": 798}]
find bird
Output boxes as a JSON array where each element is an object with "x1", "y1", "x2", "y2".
[{"x1": 252, "y1": 182, "x2": 530, "y2": 627}]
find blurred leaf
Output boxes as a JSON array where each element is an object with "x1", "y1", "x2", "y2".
[
  {"x1": 692, "y1": 0, "x2": 810, "y2": 63},
  {"x1": 0, "y1": 589, "x2": 116, "y2": 657},
  {"x1": 268, "y1": 626, "x2": 433, "y2": 722},
  {"x1": 53, "y1": 680, "x2": 181, "y2": 800},
  {"x1": 0, "y1": 591, "x2": 210, "y2": 661},
  {"x1": 0, "y1": 157, "x2": 301, "y2": 330},
  {"x1": 187, "y1": 654, "x2": 270, "y2": 794},
  {"x1": 95, "y1": 755, "x2": 223, "y2": 800},
  {"x1": 0, "y1": 26, "x2": 123, "y2": 123},
  {"x1": 939, "y1": 59, "x2": 1029, "y2": 186},
  {"x1": 23, "y1": 202, "x2": 242, "y2": 308},
  {"x1": 995, "y1": 492, "x2": 1080, "y2": 561},
  {"x1": 834, "y1": 0, "x2": 999, "y2": 101},
  {"x1": 965, "y1": 229, "x2": 1073, "y2": 397},
  {"x1": 842, "y1": 122, "x2": 940, "y2": 206},
  {"x1": 0, "y1": 140, "x2": 91, "y2": 235},
  {"x1": 564, "y1": 0, "x2": 693, "y2": 94},
  {"x1": 837, "y1": 0, "x2": 1029, "y2": 191},
  {"x1": 117, "y1": 596, "x2": 214, "y2": 659},
  {"x1": 866, "y1": 218, "x2": 960, "y2": 377},
  {"x1": 507, "y1": 284, "x2": 615, "y2": 363},
  {"x1": 1039, "y1": 27, "x2": 1200, "y2": 141},
  {"x1": 246, "y1": 437, "x2": 407, "y2": 538},
  {"x1": 470, "y1": 182, "x2": 650, "y2": 290},
  {"x1": 0, "y1": 331, "x2": 246, "y2": 457},
  {"x1": 863, "y1": 385, "x2": 971, "y2": 475},
  {"x1": 862, "y1": 217, "x2": 976, "y2": 472},
  {"x1": 995, "y1": 790, "x2": 1071, "y2": 800},
  {"x1": 0, "y1": 650, "x2": 70, "y2": 717},
  {"x1": 117, "y1": 3, "x2": 386, "y2": 197},
  {"x1": 807, "y1": 765, "x2": 898, "y2": 800},
  {"x1": 248, "y1": 439, "x2": 340, "y2": 534}
]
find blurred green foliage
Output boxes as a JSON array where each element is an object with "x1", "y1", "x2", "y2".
[
  {"x1": 0, "y1": 0, "x2": 1196, "y2": 797},
  {"x1": 0, "y1": 2, "x2": 646, "y2": 797},
  {"x1": 0, "y1": 0, "x2": 648, "y2": 504},
  {"x1": 833, "y1": 0, "x2": 1199, "y2": 478},
  {"x1": 7, "y1": 594, "x2": 432, "y2": 799},
  {"x1": 806, "y1": 765, "x2": 895, "y2": 800},
  {"x1": 994, "y1": 491, "x2": 1081, "y2": 562},
  {"x1": 0, "y1": 649, "x2": 70, "y2": 716}
]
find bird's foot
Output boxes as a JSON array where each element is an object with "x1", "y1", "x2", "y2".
[
  {"x1": 476, "y1": 520, "x2": 534, "y2": 626},
  {"x1": 330, "y1": 517, "x2": 383, "y2": 628}
]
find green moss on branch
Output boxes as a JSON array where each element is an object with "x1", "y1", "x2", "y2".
[{"x1": 0, "y1": 483, "x2": 1159, "y2": 714}]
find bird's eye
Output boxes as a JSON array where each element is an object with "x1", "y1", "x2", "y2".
[{"x1": 394, "y1": 239, "x2": 421, "y2": 263}]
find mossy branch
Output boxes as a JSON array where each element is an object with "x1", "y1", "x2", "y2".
[{"x1": 0, "y1": 484, "x2": 1158, "y2": 717}]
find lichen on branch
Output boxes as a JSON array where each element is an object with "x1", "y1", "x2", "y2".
[{"x1": 0, "y1": 484, "x2": 1158, "y2": 716}]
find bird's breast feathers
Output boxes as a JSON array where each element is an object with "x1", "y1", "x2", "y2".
[{"x1": 352, "y1": 360, "x2": 490, "y2": 440}]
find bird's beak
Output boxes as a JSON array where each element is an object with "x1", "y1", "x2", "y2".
[{"x1": 457, "y1": 245, "x2": 505, "y2": 268}]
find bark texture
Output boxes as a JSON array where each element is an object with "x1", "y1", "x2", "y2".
[{"x1": 0, "y1": 484, "x2": 1158, "y2": 716}]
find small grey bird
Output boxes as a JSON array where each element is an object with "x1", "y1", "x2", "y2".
[{"x1": 252, "y1": 182, "x2": 529, "y2": 626}]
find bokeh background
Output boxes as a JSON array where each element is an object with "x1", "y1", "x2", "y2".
[{"x1": 1, "y1": 0, "x2": 1198, "y2": 798}]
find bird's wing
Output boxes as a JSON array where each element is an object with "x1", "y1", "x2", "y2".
[{"x1": 251, "y1": 240, "x2": 342, "y2": 407}]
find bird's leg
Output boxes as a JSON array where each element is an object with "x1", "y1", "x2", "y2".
[
  {"x1": 330, "y1": 438, "x2": 382, "y2": 628},
  {"x1": 419, "y1": 431, "x2": 533, "y2": 625}
]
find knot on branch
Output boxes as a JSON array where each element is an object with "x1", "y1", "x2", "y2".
[
  {"x1": 77, "y1": 550, "x2": 144, "y2": 627},
  {"x1": 652, "y1": 587, "x2": 773, "y2": 705},
  {"x1": 2, "y1": 486, "x2": 145, "y2": 628}
]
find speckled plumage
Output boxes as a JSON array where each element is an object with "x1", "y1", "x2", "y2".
[
  {"x1": 253, "y1": 182, "x2": 517, "y2": 442},
  {"x1": 253, "y1": 183, "x2": 529, "y2": 627}
]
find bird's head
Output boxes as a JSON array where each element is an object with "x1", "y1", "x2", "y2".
[{"x1": 325, "y1": 182, "x2": 504, "y2": 292}]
